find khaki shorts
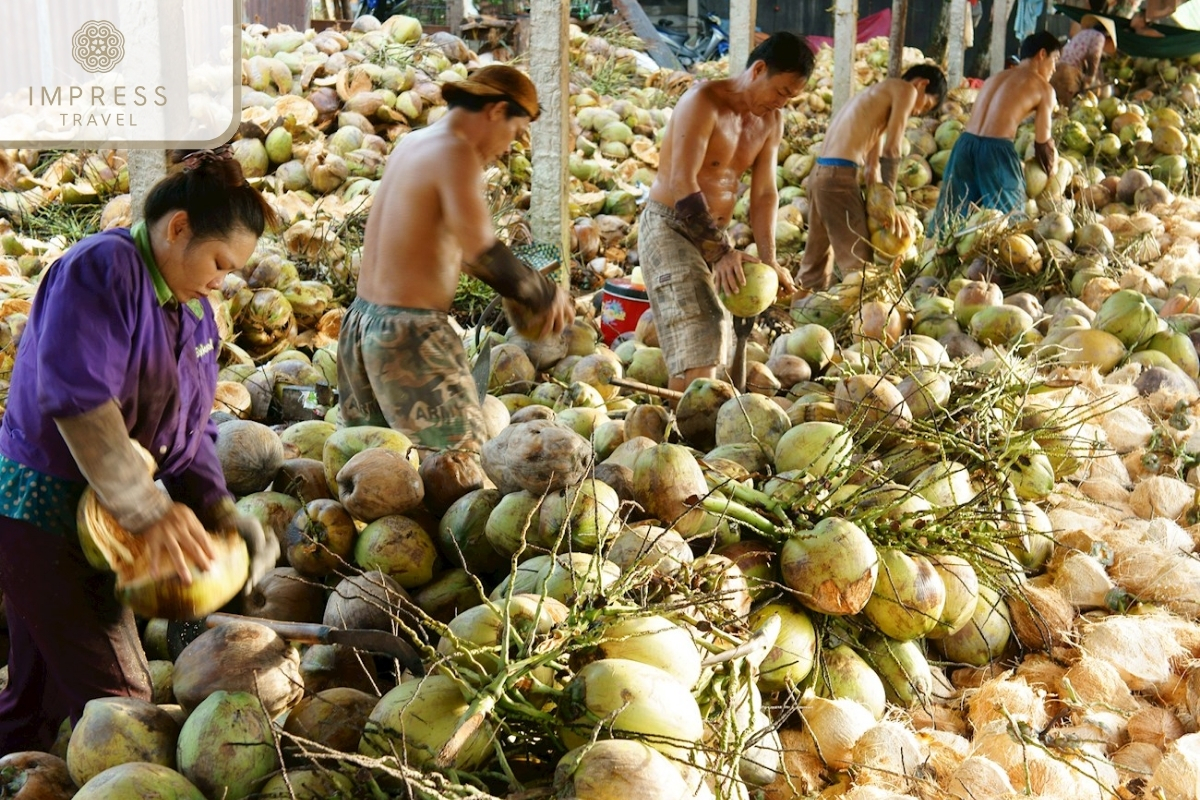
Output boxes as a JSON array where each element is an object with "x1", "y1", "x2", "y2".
[
  {"x1": 638, "y1": 201, "x2": 734, "y2": 378},
  {"x1": 337, "y1": 298, "x2": 487, "y2": 453}
]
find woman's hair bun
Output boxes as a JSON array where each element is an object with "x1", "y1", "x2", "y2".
[{"x1": 168, "y1": 146, "x2": 246, "y2": 187}]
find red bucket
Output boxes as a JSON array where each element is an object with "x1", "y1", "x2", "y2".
[{"x1": 599, "y1": 277, "x2": 650, "y2": 346}]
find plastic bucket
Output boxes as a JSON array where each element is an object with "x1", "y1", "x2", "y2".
[{"x1": 599, "y1": 277, "x2": 650, "y2": 345}]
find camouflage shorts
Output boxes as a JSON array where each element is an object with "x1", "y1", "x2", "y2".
[
  {"x1": 638, "y1": 201, "x2": 734, "y2": 378},
  {"x1": 337, "y1": 298, "x2": 487, "y2": 453}
]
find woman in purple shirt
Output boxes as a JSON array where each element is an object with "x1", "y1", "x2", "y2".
[{"x1": 0, "y1": 148, "x2": 279, "y2": 753}]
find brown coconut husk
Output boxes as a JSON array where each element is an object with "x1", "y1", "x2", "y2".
[
  {"x1": 944, "y1": 755, "x2": 1015, "y2": 799},
  {"x1": 1127, "y1": 706, "x2": 1186, "y2": 750},
  {"x1": 1110, "y1": 545, "x2": 1200, "y2": 619},
  {"x1": 907, "y1": 704, "x2": 967, "y2": 737},
  {"x1": 1075, "y1": 475, "x2": 1134, "y2": 513},
  {"x1": 1008, "y1": 578, "x2": 1077, "y2": 651},
  {"x1": 917, "y1": 729, "x2": 969, "y2": 787},
  {"x1": 1080, "y1": 612, "x2": 1195, "y2": 693},
  {"x1": 1130, "y1": 474, "x2": 1195, "y2": 522},
  {"x1": 760, "y1": 727, "x2": 828, "y2": 800},
  {"x1": 965, "y1": 673, "x2": 1050, "y2": 733},
  {"x1": 1059, "y1": 655, "x2": 1141, "y2": 713},
  {"x1": 1047, "y1": 549, "x2": 1118, "y2": 612},
  {"x1": 1112, "y1": 741, "x2": 1164, "y2": 785},
  {"x1": 1014, "y1": 653, "x2": 1071, "y2": 721}
]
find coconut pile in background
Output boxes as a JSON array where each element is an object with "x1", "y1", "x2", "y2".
[{"x1": 3, "y1": 13, "x2": 1200, "y2": 800}]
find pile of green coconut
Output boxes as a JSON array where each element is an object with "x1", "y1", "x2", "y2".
[{"x1": 5, "y1": 12, "x2": 1200, "y2": 800}]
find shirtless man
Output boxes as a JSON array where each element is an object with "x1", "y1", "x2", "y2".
[
  {"x1": 338, "y1": 65, "x2": 573, "y2": 453},
  {"x1": 933, "y1": 32, "x2": 1061, "y2": 235},
  {"x1": 641, "y1": 32, "x2": 812, "y2": 395},
  {"x1": 797, "y1": 64, "x2": 946, "y2": 291}
]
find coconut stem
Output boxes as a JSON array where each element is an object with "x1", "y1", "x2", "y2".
[
  {"x1": 703, "y1": 469, "x2": 787, "y2": 520},
  {"x1": 692, "y1": 494, "x2": 786, "y2": 539}
]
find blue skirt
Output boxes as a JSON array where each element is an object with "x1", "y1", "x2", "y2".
[{"x1": 932, "y1": 131, "x2": 1026, "y2": 235}]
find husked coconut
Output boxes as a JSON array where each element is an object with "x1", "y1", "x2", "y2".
[
  {"x1": 1130, "y1": 474, "x2": 1194, "y2": 521},
  {"x1": 1110, "y1": 544, "x2": 1200, "y2": 618},
  {"x1": 1079, "y1": 612, "x2": 1194, "y2": 693},
  {"x1": 965, "y1": 673, "x2": 1050, "y2": 732},
  {"x1": 1146, "y1": 732, "x2": 1200, "y2": 800},
  {"x1": 1060, "y1": 655, "x2": 1141, "y2": 713},
  {"x1": 1007, "y1": 577, "x2": 1075, "y2": 650},
  {"x1": 1127, "y1": 706, "x2": 1185, "y2": 750}
]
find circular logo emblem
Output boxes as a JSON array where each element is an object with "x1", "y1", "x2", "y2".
[{"x1": 72, "y1": 20, "x2": 124, "y2": 74}]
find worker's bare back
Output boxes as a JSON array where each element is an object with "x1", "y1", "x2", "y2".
[
  {"x1": 821, "y1": 79, "x2": 916, "y2": 164},
  {"x1": 966, "y1": 65, "x2": 1054, "y2": 140},
  {"x1": 649, "y1": 80, "x2": 783, "y2": 225},
  {"x1": 354, "y1": 125, "x2": 478, "y2": 310}
]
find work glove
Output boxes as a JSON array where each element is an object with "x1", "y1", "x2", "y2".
[
  {"x1": 1034, "y1": 140, "x2": 1057, "y2": 179},
  {"x1": 207, "y1": 498, "x2": 280, "y2": 598}
]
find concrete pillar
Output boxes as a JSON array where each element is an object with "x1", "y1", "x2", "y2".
[
  {"x1": 888, "y1": 0, "x2": 909, "y2": 77},
  {"x1": 991, "y1": 0, "x2": 1012, "y2": 76},
  {"x1": 128, "y1": 151, "x2": 170, "y2": 221},
  {"x1": 832, "y1": 0, "x2": 857, "y2": 114},
  {"x1": 447, "y1": 0, "x2": 464, "y2": 34},
  {"x1": 528, "y1": 0, "x2": 570, "y2": 286},
  {"x1": 946, "y1": 0, "x2": 967, "y2": 89},
  {"x1": 728, "y1": 0, "x2": 756, "y2": 78},
  {"x1": 688, "y1": 0, "x2": 699, "y2": 40}
]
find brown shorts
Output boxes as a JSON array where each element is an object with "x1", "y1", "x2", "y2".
[
  {"x1": 337, "y1": 298, "x2": 487, "y2": 453},
  {"x1": 638, "y1": 201, "x2": 734, "y2": 378},
  {"x1": 797, "y1": 164, "x2": 871, "y2": 291}
]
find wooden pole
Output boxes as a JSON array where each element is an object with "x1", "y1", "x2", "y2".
[
  {"x1": 990, "y1": 0, "x2": 1012, "y2": 76},
  {"x1": 612, "y1": 0, "x2": 682, "y2": 70},
  {"x1": 887, "y1": 0, "x2": 909, "y2": 77},
  {"x1": 832, "y1": 0, "x2": 857, "y2": 114},
  {"x1": 447, "y1": 0, "x2": 464, "y2": 34},
  {"x1": 728, "y1": 0, "x2": 756, "y2": 78},
  {"x1": 528, "y1": 0, "x2": 571, "y2": 287},
  {"x1": 946, "y1": 0, "x2": 967, "y2": 90},
  {"x1": 128, "y1": 151, "x2": 170, "y2": 222},
  {"x1": 688, "y1": 0, "x2": 699, "y2": 40}
]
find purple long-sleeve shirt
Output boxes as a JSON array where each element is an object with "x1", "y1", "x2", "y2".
[{"x1": 0, "y1": 224, "x2": 229, "y2": 522}]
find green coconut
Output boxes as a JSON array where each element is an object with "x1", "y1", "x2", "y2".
[
  {"x1": 359, "y1": 677, "x2": 495, "y2": 771},
  {"x1": 676, "y1": 378, "x2": 739, "y2": 450},
  {"x1": 353, "y1": 515, "x2": 439, "y2": 589},
  {"x1": 438, "y1": 488, "x2": 507, "y2": 574},
  {"x1": 780, "y1": 518, "x2": 878, "y2": 616},
  {"x1": 72, "y1": 763, "x2": 204, "y2": 800},
  {"x1": 67, "y1": 697, "x2": 180, "y2": 786},
  {"x1": 714, "y1": 393, "x2": 792, "y2": 453},
  {"x1": 176, "y1": 691, "x2": 278, "y2": 800}
]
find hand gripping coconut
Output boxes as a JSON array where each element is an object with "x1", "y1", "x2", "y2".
[
  {"x1": 76, "y1": 442, "x2": 249, "y2": 621},
  {"x1": 720, "y1": 258, "x2": 779, "y2": 391}
]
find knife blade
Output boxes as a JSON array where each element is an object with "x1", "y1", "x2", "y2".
[{"x1": 206, "y1": 612, "x2": 425, "y2": 676}]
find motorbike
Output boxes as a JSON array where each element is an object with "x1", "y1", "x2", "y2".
[{"x1": 653, "y1": 12, "x2": 729, "y2": 69}]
